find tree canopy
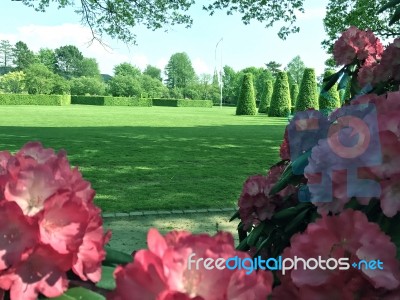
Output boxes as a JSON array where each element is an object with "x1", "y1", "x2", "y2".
[
  {"x1": 18, "y1": 0, "x2": 306, "y2": 44},
  {"x1": 322, "y1": 0, "x2": 400, "y2": 52}
]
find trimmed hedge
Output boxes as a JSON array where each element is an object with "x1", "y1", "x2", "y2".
[
  {"x1": 0, "y1": 94, "x2": 70, "y2": 105},
  {"x1": 295, "y1": 68, "x2": 319, "y2": 112},
  {"x1": 268, "y1": 71, "x2": 291, "y2": 117},
  {"x1": 319, "y1": 69, "x2": 341, "y2": 111},
  {"x1": 152, "y1": 98, "x2": 213, "y2": 108},
  {"x1": 71, "y1": 96, "x2": 152, "y2": 106},
  {"x1": 290, "y1": 83, "x2": 299, "y2": 107},
  {"x1": 236, "y1": 73, "x2": 257, "y2": 115},
  {"x1": 258, "y1": 80, "x2": 273, "y2": 113}
]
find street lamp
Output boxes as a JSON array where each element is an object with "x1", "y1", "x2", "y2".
[{"x1": 215, "y1": 38, "x2": 223, "y2": 108}]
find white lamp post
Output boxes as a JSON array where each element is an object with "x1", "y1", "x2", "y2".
[{"x1": 215, "y1": 38, "x2": 223, "y2": 108}]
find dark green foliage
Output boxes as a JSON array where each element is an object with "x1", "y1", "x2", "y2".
[
  {"x1": 295, "y1": 68, "x2": 319, "y2": 112},
  {"x1": 71, "y1": 96, "x2": 152, "y2": 106},
  {"x1": 70, "y1": 76, "x2": 106, "y2": 96},
  {"x1": 290, "y1": 83, "x2": 299, "y2": 107},
  {"x1": 152, "y1": 98, "x2": 213, "y2": 107},
  {"x1": 268, "y1": 71, "x2": 291, "y2": 117},
  {"x1": 342, "y1": 80, "x2": 351, "y2": 102},
  {"x1": 319, "y1": 69, "x2": 341, "y2": 111},
  {"x1": 12, "y1": 41, "x2": 37, "y2": 71},
  {"x1": 165, "y1": 52, "x2": 196, "y2": 89},
  {"x1": 236, "y1": 73, "x2": 257, "y2": 115},
  {"x1": 0, "y1": 94, "x2": 70, "y2": 105},
  {"x1": 258, "y1": 80, "x2": 273, "y2": 113}
]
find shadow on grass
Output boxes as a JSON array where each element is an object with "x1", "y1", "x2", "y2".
[
  {"x1": 0, "y1": 124, "x2": 285, "y2": 212},
  {"x1": 103, "y1": 212, "x2": 239, "y2": 253}
]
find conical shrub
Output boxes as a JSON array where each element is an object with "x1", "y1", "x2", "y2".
[
  {"x1": 295, "y1": 68, "x2": 319, "y2": 112},
  {"x1": 268, "y1": 71, "x2": 291, "y2": 117},
  {"x1": 319, "y1": 69, "x2": 341, "y2": 111},
  {"x1": 290, "y1": 83, "x2": 299, "y2": 107},
  {"x1": 236, "y1": 73, "x2": 257, "y2": 115},
  {"x1": 258, "y1": 80, "x2": 273, "y2": 113}
]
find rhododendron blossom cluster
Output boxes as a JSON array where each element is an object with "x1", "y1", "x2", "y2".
[
  {"x1": 333, "y1": 26, "x2": 383, "y2": 66},
  {"x1": 110, "y1": 229, "x2": 273, "y2": 300},
  {"x1": 238, "y1": 165, "x2": 296, "y2": 230},
  {"x1": 273, "y1": 210, "x2": 400, "y2": 299},
  {"x1": 359, "y1": 38, "x2": 400, "y2": 87},
  {"x1": 305, "y1": 91, "x2": 400, "y2": 216},
  {"x1": 0, "y1": 142, "x2": 110, "y2": 300}
]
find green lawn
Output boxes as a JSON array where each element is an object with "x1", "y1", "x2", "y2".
[{"x1": 0, "y1": 105, "x2": 287, "y2": 212}]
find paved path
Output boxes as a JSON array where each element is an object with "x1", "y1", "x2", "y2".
[{"x1": 103, "y1": 211, "x2": 239, "y2": 253}]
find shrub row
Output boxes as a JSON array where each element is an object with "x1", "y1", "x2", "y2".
[
  {"x1": 0, "y1": 94, "x2": 71, "y2": 105},
  {"x1": 152, "y1": 98, "x2": 213, "y2": 108},
  {"x1": 71, "y1": 96, "x2": 152, "y2": 106},
  {"x1": 0, "y1": 94, "x2": 213, "y2": 108}
]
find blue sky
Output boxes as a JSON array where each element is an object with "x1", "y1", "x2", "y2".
[{"x1": 0, "y1": 0, "x2": 330, "y2": 76}]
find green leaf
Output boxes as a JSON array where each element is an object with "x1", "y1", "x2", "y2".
[
  {"x1": 272, "y1": 203, "x2": 310, "y2": 221},
  {"x1": 253, "y1": 230, "x2": 276, "y2": 256},
  {"x1": 50, "y1": 287, "x2": 105, "y2": 300},
  {"x1": 247, "y1": 223, "x2": 267, "y2": 247},
  {"x1": 284, "y1": 207, "x2": 310, "y2": 234},
  {"x1": 321, "y1": 67, "x2": 345, "y2": 94},
  {"x1": 269, "y1": 152, "x2": 309, "y2": 196},
  {"x1": 229, "y1": 210, "x2": 240, "y2": 222},
  {"x1": 389, "y1": 5, "x2": 400, "y2": 25},
  {"x1": 378, "y1": 0, "x2": 400, "y2": 13},
  {"x1": 103, "y1": 246, "x2": 133, "y2": 267},
  {"x1": 236, "y1": 236, "x2": 250, "y2": 251},
  {"x1": 96, "y1": 265, "x2": 116, "y2": 290},
  {"x1": 291, "y1": 150, "x2": 311, "y2": 175}
]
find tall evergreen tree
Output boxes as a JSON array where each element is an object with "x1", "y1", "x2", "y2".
[
  {"x1": 268, "y1": 71, "x2": 291, "y2": 117},
  {"x1": 12, "y1": 41, "x2": 37, "y2": 71},
  {"x1": 295, "y1": 68, "x2": 319, "y2": 112},
  {"x1": 0, "y1": 40, "x2": 14, "y2": 74},
  {"x1": 290, "y1": 83, "x2": 299, "y2": 107},
  {"x1": 319, "y1": 69, "x2": 341, "y2": 112},
  {"x1": 236, "y1": 73, "x2": 257, "y2": 115},
  {"x1": 258, "y1": 80, "x2": 273, "y2": 113}
]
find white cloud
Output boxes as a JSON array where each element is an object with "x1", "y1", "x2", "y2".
[
  {"x1": 0, "y1": 23, "x2": 151, "y2": 75},
  {"x1": 192, "y1": 57, "x2": 212, "y2": 75}
]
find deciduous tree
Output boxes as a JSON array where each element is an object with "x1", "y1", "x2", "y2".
[
  {"x1": 164, "y1": 52, "x2": 196, "y2": 90},
  {"x1": 285, "y1": 55, "x2": 306, "y2": 86},
  {"x1": 55, "y1": 45, "x2": 84, "y2": 78},
  {"x1": 0, "y1": 71, "x2": 26, "y2": 93}
]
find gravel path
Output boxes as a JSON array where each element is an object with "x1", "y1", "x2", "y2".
[{"x1": 103, "y1": 211, "x2": 239, "y2": 253}]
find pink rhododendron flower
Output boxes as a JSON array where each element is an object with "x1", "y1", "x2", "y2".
[
  {"x1": 333, "y1": 26, "x2": 383, "y2": 65},
  {"x1": 238, "y1": 165, "x2": 296, "y2": 230},
  {"x1": 372, "y1": 38, "x2": 400, "y2": 85},
  {"x1": 333, "y1": 26, "x2": 383, "y2": 66},
  {"x1": 0, "y1": 201, "x2": 38, "y2": 271},
  {"x1": 0, "y1": 246, "x2": 70, "y2": 300},
  {"x1": 0, "y1": 142, "x2": 110, "y2": 299},
  {"x1": 110, "y1": 229, "x2": 273, "y2": 300},
  {"x1": 275, "y1": 210, "x2": 400, "y2": 298},
  {"x1": 357, "y1": 56, "x2": 378, "y2": 87}
]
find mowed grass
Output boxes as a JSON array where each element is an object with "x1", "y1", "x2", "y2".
[{"x1": 0, "y1": 105, "x2": 287, "y2": 212}]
